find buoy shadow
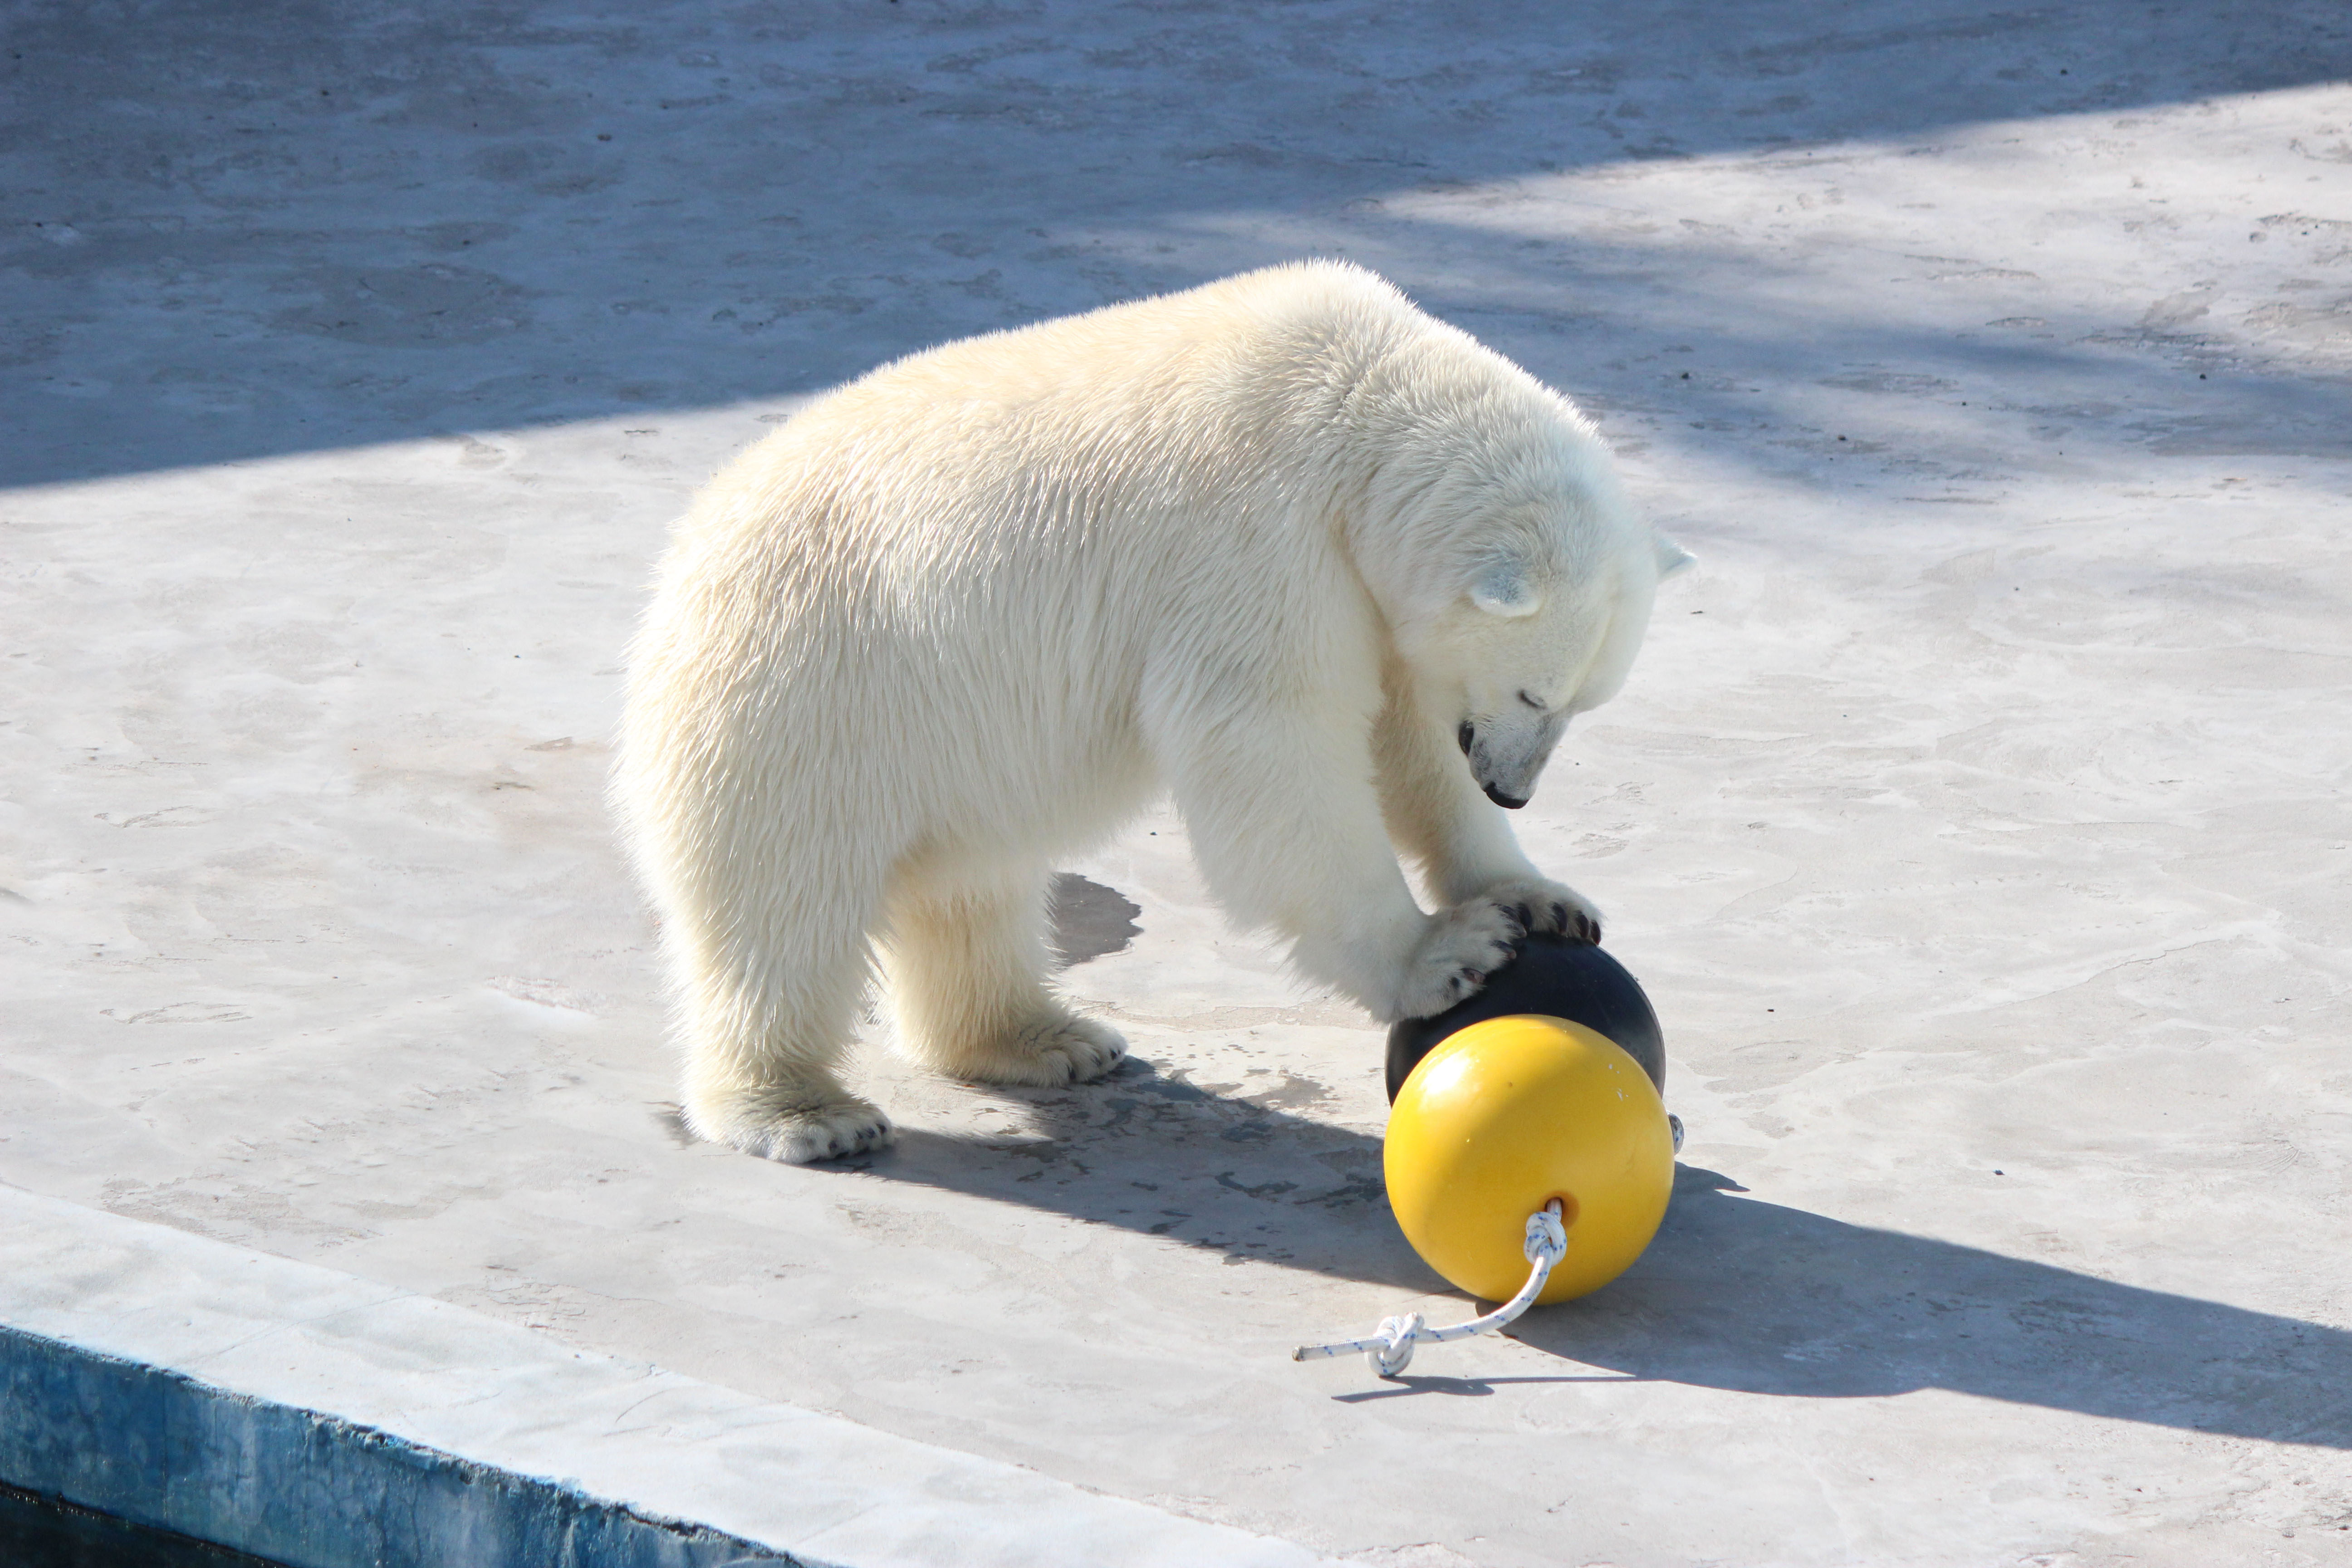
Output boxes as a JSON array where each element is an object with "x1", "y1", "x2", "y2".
[
  {"x1": 1504, "y1": 1164, "x2": 2352, "y2": 1450},
  {"x1": 848, "y1": 1066, "x2": 2352, "y2": 1449}
]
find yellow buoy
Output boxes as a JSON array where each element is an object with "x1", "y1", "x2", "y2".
[{"x1": 1385, "y1": 1014, "x2": 1675, "y2": 1303}]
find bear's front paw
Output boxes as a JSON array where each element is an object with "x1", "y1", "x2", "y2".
[
  {"x1": 1477, "y1": 877, "x2": 1602, "y2": 945},
  {"x1": 953, "y1": 1012, "x2": 1129, "y2": 1088},
  {"x1": 1392, "y1": 897, "x2": 1524, "y2": 1020},
  {"x1": 688, "y1": 1085, "x2": 897, "y2": 1165}
]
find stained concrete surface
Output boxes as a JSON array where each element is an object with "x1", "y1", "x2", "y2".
[{"x1": 5, "y1": 3, "x2": 2352, "y2": 1564}]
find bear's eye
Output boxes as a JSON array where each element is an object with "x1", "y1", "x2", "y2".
[{"x1": 1517, "y1": 690, "x2": 1546, "y2": 711}]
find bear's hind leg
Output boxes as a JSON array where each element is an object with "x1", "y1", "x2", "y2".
[{"x1": 885, "y1": 870, "x2": 1127, "y2": 1087}]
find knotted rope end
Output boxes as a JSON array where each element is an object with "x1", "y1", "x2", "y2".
[{"x1": 1292, "y1": 1198, "x2": 1570, "y2": 1378}]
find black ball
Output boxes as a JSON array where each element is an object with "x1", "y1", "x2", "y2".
[{"x1": 1385, "y1": 933, "x2": 1666, "y2": 1103}]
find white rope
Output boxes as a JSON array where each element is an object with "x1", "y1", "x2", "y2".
[{"x1": 1292, "y1": 1199, "x2": 1568, "y2": 1378}]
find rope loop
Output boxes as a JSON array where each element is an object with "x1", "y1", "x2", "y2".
[
  {"x1": 1370, "y1": 1312, "x2": 1423, "y2": 1377},
  {"x1": 1523, "y1": 1204, "x2": 1568, "y2": 1269}
]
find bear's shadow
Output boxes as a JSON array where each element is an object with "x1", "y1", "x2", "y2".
[{"x1": 850, "y1": 1057, "x2": 2352, "y2": 1449}]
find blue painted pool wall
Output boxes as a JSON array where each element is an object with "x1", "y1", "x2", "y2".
[{"x1": 0, "y1": 1324, "x2": 788, "y2": 1568}]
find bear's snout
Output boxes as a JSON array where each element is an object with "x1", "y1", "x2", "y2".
[
  {"x1": 1460, "y1": 703, "x2": 1568, "y2": 810},
  {"x1": 1460, "y1": 719, "x2": 1532, "y2": 808}
]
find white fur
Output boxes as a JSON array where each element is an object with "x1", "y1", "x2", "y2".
[{"x1": 613, "y1": 262, "x2": 1685, "y2": 1163}]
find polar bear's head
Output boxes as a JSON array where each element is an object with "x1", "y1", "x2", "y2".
[
  {"x1": 1330, "y1": 289, "x2": 1691, "y2": 809},
  {"x1": 1365, "y1": 432, "x2": 1690, "y2": 811},
  {"x1": 1429, "y1": 528, "x2": 1691, "y2": 808}
]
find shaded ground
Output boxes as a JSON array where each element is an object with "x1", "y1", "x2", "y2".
[{"x1": 6, "y1": 1, "x2": 2350, "y2": 485}]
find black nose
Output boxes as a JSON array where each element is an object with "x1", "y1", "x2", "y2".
[{"x1": 1456, "y1": 722, "x2": 1475, "y2": 755}]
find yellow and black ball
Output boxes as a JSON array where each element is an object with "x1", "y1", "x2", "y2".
[{"x1": 1386, "y1": 1014, "x2": 1675, "y2": 1303}]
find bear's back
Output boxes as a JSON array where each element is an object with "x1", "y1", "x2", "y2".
[{"x1": 684, "y1": 263, "x2": 1431, "y2": 608}]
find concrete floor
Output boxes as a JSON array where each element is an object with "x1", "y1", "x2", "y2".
[{"x1": 6, "y1": 3, "x2": 2352, "y2": 1563}]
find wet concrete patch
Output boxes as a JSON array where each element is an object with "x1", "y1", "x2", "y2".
[{"x1": 1047, "y1": 871, "x2": 1142, "y2": 968}]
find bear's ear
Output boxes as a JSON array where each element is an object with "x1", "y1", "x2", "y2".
[
  {"x1": 1470, "y1": 560, "x2": 1542, "y2": 618},
  {"x1": 1655, "y1": 535, "x2": 1696, "y2": 580}
]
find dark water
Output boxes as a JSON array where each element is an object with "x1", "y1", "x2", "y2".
[{"x1": 0, "y1": 1484, "x2": 288, "y2": 1568}]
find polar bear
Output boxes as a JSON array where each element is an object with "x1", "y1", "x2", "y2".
[{"x1": 614, "y1": 262, "x2": 1688, "y2": 1164}]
